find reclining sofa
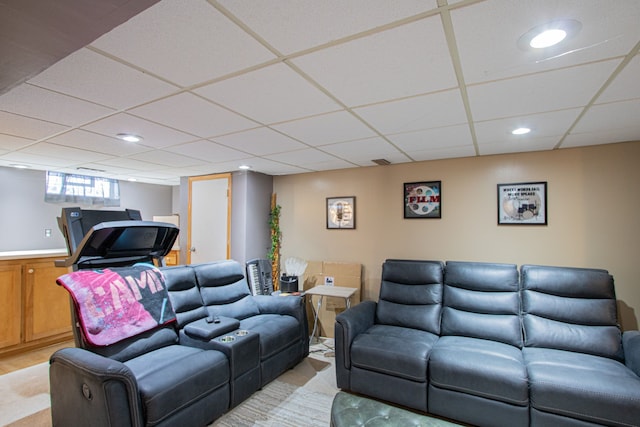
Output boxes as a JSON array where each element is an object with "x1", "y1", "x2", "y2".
[
  {"x1": 335, "y1": 259, "x2": 640, "y2": 427},
  {"x1": 49, "y1": 260, "x2": 308, "y2": 427}
]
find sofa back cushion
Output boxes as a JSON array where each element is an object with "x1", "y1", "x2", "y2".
[
  {"x1": 521, "y1": 264, "x2": 623, "y2": 360},
  {"x1": 376, "y1": 259, "x2": 444, "y2": 334},
  {"x1": 89, "y1": 325, "x2": 179, "y2": 362},
  {"x1": 194, "y1": 260, "x2": 260, "y2": 319},
  {"x1": 442, "y1": 261, "x2": 522, "y2": 347},
  {"x1": 162, "y1": 265, "x2": 208, "y2": 327}
]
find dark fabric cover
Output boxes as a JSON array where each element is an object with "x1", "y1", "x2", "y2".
[
  {"x1": 239, "y1": 314, "x2": 300, "y2": 359},
  {"x1": 442, "y1": 261, "x2": 522, "y2": 347},
  {"x1": 163, "y1": 265, "x2": 208, "y2": 327},
  {"x1": 624, "y1": 330, "x2": 640, "y2": 376},
  {"x1": 429, "y1": 336, "x2": 528, "y2": 406},
  {"x1": 183, "y1": 316, "x2": 240, "y2": 340},
  {"x1": 521, "y1": 264, "x2": 623, "y2": 360},
  {"x1": 351, "y1": 324, "x2": 437, "y2": 382},
  {"x1": 376, "y1": 259, "x2": 443, "y2": 334},
  {"x1": 88, "y1": 325, "x2": 178, "y2": 362},
  {"x1": 124, "y1": 345, "x2": 229, "y2": 426},
  {"x1": 524, "y1": 347, "x2": 640, "y2": 427}
]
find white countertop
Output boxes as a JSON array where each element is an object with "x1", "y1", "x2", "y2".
[{"x1": 0, "y1": 248, "x2": 68, "y2": 261}]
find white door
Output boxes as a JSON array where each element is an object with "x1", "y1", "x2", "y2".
[{"x1": 188, "y1": 174, "x2": 231, "y2": 264}]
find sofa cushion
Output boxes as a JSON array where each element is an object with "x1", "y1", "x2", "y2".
[
  {"x1": 521, "y1": 264, "x2": 623, "y2": 361},
  {"x1": 429, "y1": 335, "x2": 528, "y2": 407},
  {"x1": 239, "y1": 314, "x2": 300, "y2": 359},
  {"x1": 163, "y1": 265, "x2": 208, "y2": 327},
  {"x1": 523, "y1": 347, "x2": 640, "y2": 426},
  {"x1": 125, "y1": 344, "x2": 229, "y2": 426},
  {"x1": 90, "y1": 325, "x2": 178, "y2": 362},
  {"x1": 442, "y1": 261, "x2": 522, "y2": 347},
  {"x1": 376, "y1": 260, "x2": 443, "y2": 334},
  {"x1": 351, "y1": 325, "x2": 438, "y2": 382}
]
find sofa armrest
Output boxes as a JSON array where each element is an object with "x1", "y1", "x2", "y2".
[
  {"x1": 50, "y1": 347, "x2": 143, "y2": 427},
  {"x1": 335, "y1": 301, "x2": 377, "y2": 367},
  {"x1": 623, "y1": 330, "x2": 640, "y2": 376},
  {"x1": 253, "y1": 294, "x2": 309, "y2": 356}
]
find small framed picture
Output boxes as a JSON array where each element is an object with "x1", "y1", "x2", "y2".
[
  {"x1": 497, "y1": 182, "x2": 547, "y2": 225},
  {"x1": 327, "y1": 196, "x2": 356, "y2": 229},
  {"x1": 404, "y1": 181, "x2": 441, "y2": 219}
]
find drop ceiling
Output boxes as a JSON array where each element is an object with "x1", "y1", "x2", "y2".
[{"x1": 1, "y1": 0, "x2": 639, "y2": 185}]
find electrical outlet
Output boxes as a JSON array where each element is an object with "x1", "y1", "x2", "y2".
[{"x1": 45, "y1": 228, "x2": 52, "y2": 237}]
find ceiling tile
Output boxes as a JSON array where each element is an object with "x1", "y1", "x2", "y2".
[
  {"x1": 0, "y1": 134, "x2": 35, "y2": 151},
  {"x1": 214, "y1": 127, "x2": 307, "y2": 155},
  {"x1": 82, "y1": 113, "x2": 196, "y2": 149},
  {"x1": 265, "y1": 147, "x2": 342, "y2": 166},
  {"x1": 479, "y1": 135, "x2": 561, "y2": 156},
  {"x1": 467, "y1": 59, "x2": 620, "y2": 122},
  {"x1": 292, "y1": 16, "x2": 457, "y2": 106},
  {"x1": 91, "y1": 0, "x2": 276, "y2": 87},
  {"x1": 452, "y1": 0, "x2": 640, "y2": 84},
  {"x1": 387, "y1": 124, "x2": 474, "y2": 152},
  {"x1": 129, "y1": 92, "x2": 258, "y2": 138},
  {"x1": 597, "y1": 55, "x2": 640, "y2": 104},
  {"x1": 355, "y1": 89, "x2": 467, "y2": 135},
  {"x1": 0, "y1": 111, "x2": 69, "y2": 140},
  {"x1": 95, "y1": 157, "x2": 166, "y2": 171},
  {"x1": 474, "y1": 108, "x2": 582, "y2": 145},
  {"x1": 28, "y1": 48, "x2": 177, "y2": 109},
  {"x1": 46, "y1": 129, "x2": 149, "y2": 156},
  {"x1": 128, "y1": 149, "x2": 207, "y2": 168},
  {"x1": 320, "y1": 137, "x2": 410, "y2": 166},
  {"x1": 219, "y1": 0, "x2": 437, "y2": 54},
  {"x1": 405, "y1": 145, "x2": 476, "y2": 162},
  {"x1": 196, "y1": 63, "x2": 341, "y2": 124},
  {"x1": 164, "y1": 140, "x2": 251, "y2": 163},
  {"x1": 0, "y1": 83, "x2": 114, "y2": 126},
  {"x1": 273, "y1": 111, "x2": 377, "y2": 146},
  {"x1": 16, "y1": 142, "x2": 115, "y2": 166},
  {"x1": 568, "y1": 99, "x2": 640, "y2": 140},
  {"x1": 0, "y1": 152, "x2": 81, "y2": 168}
]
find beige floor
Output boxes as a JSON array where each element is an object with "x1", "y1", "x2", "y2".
[{"x1": 0, "y1": 341, "x2": 74, "y2": 375}]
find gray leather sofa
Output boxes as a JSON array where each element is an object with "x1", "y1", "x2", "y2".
[
  {"x1": 335, "y1": 259, "x2": 640, "y2": 427},
  {"x1": 49, "y1": 260, "x2": 308, "y2": 427}
]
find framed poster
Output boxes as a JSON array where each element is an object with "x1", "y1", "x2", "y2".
[
  {"x1": 497, "y1": 182, "x2": 547, "y2": 225},
  {"x1": 404, "y1": 181, "x2": 441, "y2": 219},
  {"x1": 327, "y1": 196, "x2": 355, "y2": 229}
]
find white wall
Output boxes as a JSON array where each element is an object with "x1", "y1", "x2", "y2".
[{"x1": 0, "y1": 167, "x2": 174, "y2": 252}]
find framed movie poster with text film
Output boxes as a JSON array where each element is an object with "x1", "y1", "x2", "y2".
[
  {"x1": 497, "y1": 182, "x2": 547, "y2": 225},
  {"x1": 404, "y1": 181, "x2": 441, "y2": 219}
]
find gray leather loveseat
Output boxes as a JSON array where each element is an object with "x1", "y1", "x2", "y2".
[
  {"x1": 49, "y1": 260, "x2": 308, "y2": 427},
  {"x1": 335, "y1": 259, "x2": 640, "y2": 427}
]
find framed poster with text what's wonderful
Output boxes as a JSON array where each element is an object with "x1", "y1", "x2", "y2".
[
  {"x1": 497, "y1": 182, "x2": 547, "y2": 225},
  {"x1": 404, "y1": 181, "x2": 441, "y2": 219},
  {"x1": 327, "y1": 196, "x2": 355, "y2": 229}
]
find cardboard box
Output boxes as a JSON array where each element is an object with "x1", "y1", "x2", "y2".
[{"x1": 303, "y1": 261, "x2": 362, "y2": 338}]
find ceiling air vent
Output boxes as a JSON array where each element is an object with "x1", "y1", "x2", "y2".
[{"x1": 372, "y1": 159, "x2": 391, "y2": 166}]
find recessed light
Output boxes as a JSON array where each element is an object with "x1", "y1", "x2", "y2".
[
  {"x1": 517, "y1": 19, "x2": 582, "y2": 51},
  {"x1": 10, "y1": 163, "x2": 30, "y2": 169},
  {"x1": 127, "y1": 178, "x2": 137, "y2": 182},
  {"x1": 512, "y1": 127, "x2": 531, "y2": 135},
  {"x1": 238, "y1": 165, "x2": 251, "y2": 170},
  {"x1": 116, "y1": 133, "x2": 143, "y2": 143}
]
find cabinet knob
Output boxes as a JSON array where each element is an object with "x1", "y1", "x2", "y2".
[{"x1": 28, "y1": 268, "x2": 35, "y2": 274}]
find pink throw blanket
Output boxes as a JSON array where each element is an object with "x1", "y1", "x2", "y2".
[{"x1": 57, "y1": 264, "x2": 176, "y2": 346}]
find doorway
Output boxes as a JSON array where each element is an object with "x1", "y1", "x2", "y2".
[{"x1": 187, "y1": 173, "x2": 231, "y2": 264}]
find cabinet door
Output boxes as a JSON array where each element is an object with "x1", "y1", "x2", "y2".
[
  {"x1": 24, "y1": 261, "x2": 72, "y2": 341},
  {"x1": 0, "y1": 264, "x2": 22, "y2": 348}
]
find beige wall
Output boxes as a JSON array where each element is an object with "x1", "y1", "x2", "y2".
[{"x1": 274, "y1": 141, "x2": 640, "y2": 331}]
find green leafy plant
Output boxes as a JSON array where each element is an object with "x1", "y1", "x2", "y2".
[{"x1": 268, "y1": 203, "x2": 281, "y2": 288}]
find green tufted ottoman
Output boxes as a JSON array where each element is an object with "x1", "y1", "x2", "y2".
[{"x1": 330, "y1": 391, "x2": 459, "y2": 426}]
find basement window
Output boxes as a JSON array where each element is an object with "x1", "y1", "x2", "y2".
[{"x1": 45, "y1": 171, "x2": 120, "y2": 207}]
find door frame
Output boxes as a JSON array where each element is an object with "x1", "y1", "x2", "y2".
[{"x1": 187, "y1": 173, "x2": 232, "y2": 264}]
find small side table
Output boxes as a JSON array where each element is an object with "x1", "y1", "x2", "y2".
[{"x1": 306, "y1": 285, "x2": 358, "y2": 343}]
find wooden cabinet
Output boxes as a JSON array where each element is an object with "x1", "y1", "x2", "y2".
[
  {"x1": 0, "y1": 255, "x2": 72, "y2": 356},
  {"x1": 0, "y1": 264, "x2": 22, "y2": 349},
  {"x1": 164, "y1": 249, "x2": 179, "y2": 266},
  {"x1": 24, "y1": 260, "x2": 72, "y2": 342}
]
